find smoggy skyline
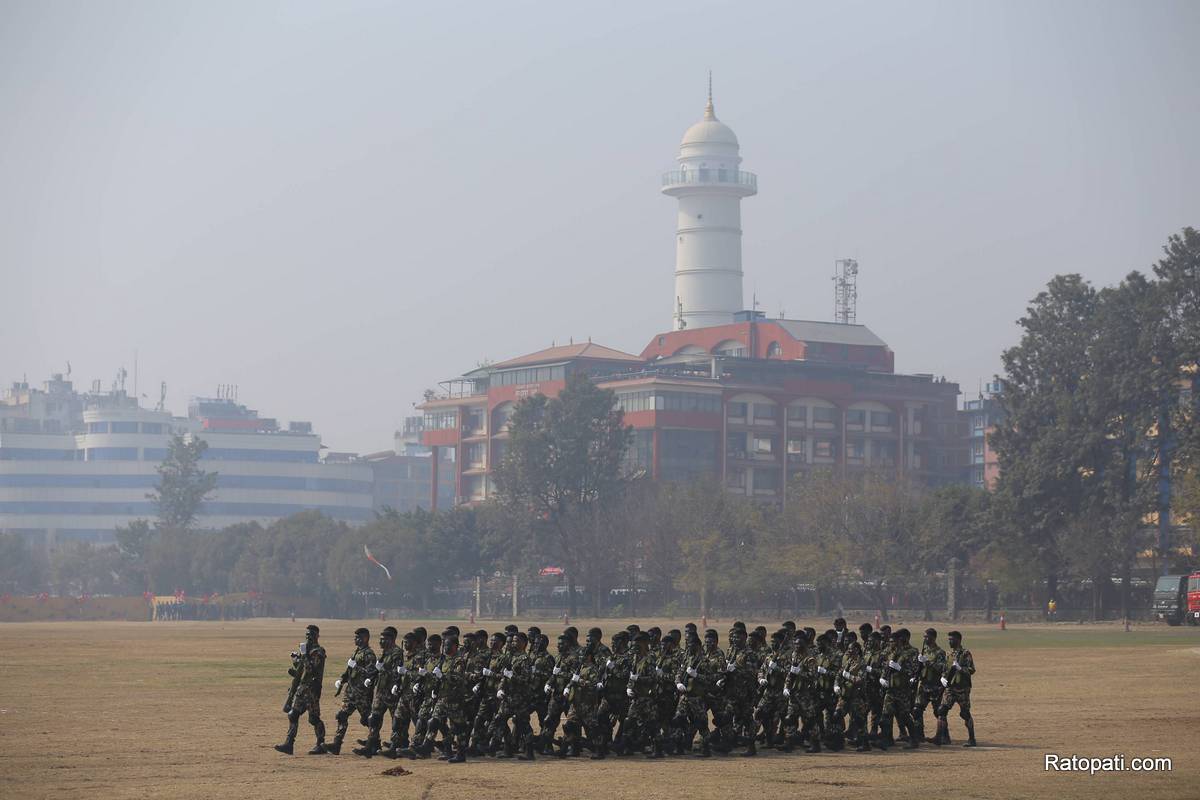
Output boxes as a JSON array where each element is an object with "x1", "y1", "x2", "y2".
[{"x1": 3, "y1": 1, "x2": 1198, "y2": 452}]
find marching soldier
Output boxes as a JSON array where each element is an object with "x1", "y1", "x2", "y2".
[
  {"x1": 913, "y1": 627, "x2": 947, "y2": 744},
  {"x1": 936, "y1": 630, "x2": 977, "y2": 747},
  {"x1": 354, "y1": 626, "x2": 403, "y2": 757},
  {"x1": 275, "y1": 624, "x2": 327, "y2": 755},
  {"x1": 877, "y1": 628, "x2": 920, "y2": 750},
  {"x1": 328, "y1": 627, "x2": 376, "y2": 755}
]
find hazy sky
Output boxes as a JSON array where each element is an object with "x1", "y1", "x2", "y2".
[{"x1": 2, "y1": 0, "x2": 1198, "y2": 453}]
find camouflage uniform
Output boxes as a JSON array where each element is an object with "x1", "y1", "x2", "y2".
[
  {"x1": 782, "y1": 642, "x2": 823, "y2": 752},
  {"x1": 279, "y1": 642, "x2": 326, "y2": 751},
  {"x1": 816, "y1": 643, "x2": 844, "y2": 748},
  {"x1": 563, "y1": 656, "x2": 606, "y2": 757},
  {"x1": 936, "y1": 641, "x2": 976, "y2": 745},
  {"x1": 622, "y1": 650, "x2": 661, "y2": 754},
  {"x1": 833, "y1": 650, "x2": 870, "y2": 750},
  {"x1": 539, "y1": 639, "x2": 579, "y2": 753},
  {"x1": 528, "y1": 639, "x2": 555, "y2": 730},
  {"x1": 469, "y1": 643, "x2": 506, "y2": 751},
  {"x1": 672, "y1": 644, "x2": 714, "y2": 755},
  {"x1": 363, "y1": 642, "x2": 405, "y2": 753},
  {"x1": 599, "y1": 642, "x2": 633, "y2": 752},
  {"x1": 719, "y1": 637, "x2": 760, "y2": 751},
  {"x1": 424, "y1": 648, "x2": 472, "y2": 760},
  {"x1": 877, "y1": 637, "x2": 920, "y2": 748},
  {"x1": 654, "y1": 642, "x2": 683, "y2": 752},
  {"x1": 331, "y1": 642, "x2": 377, "y2": 751},
  {"x1": 861, "y1": 635, "x2": 886, "y2": 738},
  {"x1": 753, "y1": 645, "x2": 788, "y2": 750},
  {"x1": 912, "y1": 639, "x2": 947, "y2": 740},
  {"x1": 489, "y1": 649, "x2": 536, "y2": 756}
]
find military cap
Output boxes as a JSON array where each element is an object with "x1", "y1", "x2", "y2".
[
  {"x1": 846, "y1": 631, "x2": 858, "y2": 643},
  {"x1": 879, "y1": 624, "x2": 892, "y2": 634},
  {"x1": 770, "y1": 630, "x2": 785, "y2": 642},
  {"x1": 823, "y1": 629, "x2": 837, "y2": 638},
  {"x1": 402, "y1": 632, "x2": 416, "y2": 642},
  {"x1": 782, "y1": 620, "x2": 795, "y2": 630},
  {"x1": 587, "y1": 627, "x2": 603, "y2": 638},
  {"x1": 626, "y1": 623, "x2": 641, "y2": 632},
  {"x1": 948, "y1": 630, "x2": 963, "y2": 639},
  {"x1": 684, "y1": 622, "x2": 697, "y2": 632},
  {"x1": 633, "y1": 631, "x2": 650, "y2": 643},
  {"x1": 704, "y1": 628, "x2": 718, "y2": 640},
  {"x1": 504, "y1": 624, "x2": 519, "y2": 634},
  {"x1": 413, "y1": 626, "x2": 427, "y2": 639},
  {"x1": 527, "y1": 625, "x2": 542, "y2": 637},
  {"x1": 868, "y1": 630, "x2": 882, "y2": 640},
  {"x1": 564, "y1": 626, "x2": 579, "y2": 639},
  {"x1": 427, "y1": 633, "x2": 442, "y2": 644},
  {"x1": 515, "y1": 631, "x2": 528, "y2": 644},
  {"x1": 834, "y1": 617, "x2": 847, "y2": 627},
  {"x1": 557, "y1": 633, "x2": 571, "y2": 644},
  {"x1": 647, "y1": 626, "x2": 661, "y2": 636},
  {"x1": 612, "y1": 630, "x2": 630, "y2": 641},
  {"x1": 803, "y1": 626, "x2": 817, "y2": 639},
  {"x1": 667, "y1": 629, "x2": 681, "y2": 640},
  {"x1": 444, "y1": 634, "x2": 459, "y2": 647},
  {"x1": 382, "y1": 626, "x2": 398, "y2": 639},
  {"x1": 732, "y1": 620, "x2": 747, "y2": 631},
  {"x1": 925, "y1": 627, "x2": 938, "y2": 637},
  {"x1": 754, "y1": 625, "x2": 768, "y2": 636},
  {"x1": 306, "y1": 624, "x2": 320, "y2": 634},
  {"x1": 895, "y1": 628, "x2": 911, "y2": 640},
  {"x1": 475, "y1": 629, "x2": 488, "y2": 640},
  {"x1": 859, "y1": 622, "x2": 873, "y2": 636},
  {"x1": 490, "y1": 631, "x2": 505, "y2": 643},
  {"x1": 355, "y1": 627, "x2": 370, "y2": 637}
]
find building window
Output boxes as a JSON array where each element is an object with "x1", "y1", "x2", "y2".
[
  {"x1": 726, "y1": 468, "x2": 746, "y2": 489},
  {"x1": 812, "y1": 407, "x2": 837, "y2": 427},
  {"x1": 87, "y1": 447, "x2": 139, "y2": 461},
  {"x1": 466, "y1": 443, "x2": 486, "y2": 467},
  {"x1": 110, "y1": 421, "x2": 139, "y2": 434},
  {"x1": 726, "y1": 432, "x2": 747, "y2": 459},
  {"x1": 753, "y1": 403, "x2": 777, "y2": 422},
  {"x1": 141, "y1": 423, "x2": 163, "y2": 434},
  {"x1": 813, "y1": 439, "x2": 835, "y2": 460},
  {"x1": 787, "y1": 405, "x2": 807, "y2": 425},
  {"x1": 846, "y1": 439, "x2": 865, "y2": 461},
  {"x1": 754, "y1": 468, "x2": 780, "y2": 493},
  {"x1": 88, "y1": 422, "x2": 109, "y2": 434},
  {"x1": 766, "y1": 341, "x2": 782, "y2": 358},
  {"x1": 752, "y1": 434, "x2": 776, "y2": 456},
  {"x1": 424, "y1": 410, "x2": 458, "y2": 431},
  {"x1": 727, "y1": 402, "x2": 747, "y2": 420},
  {"x1": 846, "y1": 409, "x2": 866, "y2": 430},
  {"x1": 870, "y1": 411, "x2": 895, "y2": 430}
]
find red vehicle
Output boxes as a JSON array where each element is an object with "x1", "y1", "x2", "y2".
[{"x1": 1189, "y1": 572, "x2": 1200, "y2": 626}]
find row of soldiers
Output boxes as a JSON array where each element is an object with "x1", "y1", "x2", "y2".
[{"x1": 274, "y1": 618, "x2": 977, "y2": 763}]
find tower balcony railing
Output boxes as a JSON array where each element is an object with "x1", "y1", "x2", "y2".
[{"x1": 661, "y1": 169, "x2": 757, "y2": 191}]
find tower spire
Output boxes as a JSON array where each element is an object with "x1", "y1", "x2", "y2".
[{"x1": 705, "y1": 70, "x2": 715, "y2": 119}]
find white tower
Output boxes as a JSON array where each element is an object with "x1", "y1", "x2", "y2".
[{"x1": 662, "y1": 76, "x2": 757, "y2": 330}]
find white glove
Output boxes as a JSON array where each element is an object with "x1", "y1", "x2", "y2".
[
  {"x1": 940, "y1": 676, "x2": 949, "y2": 687},
  {"x1": 768, "y1": 660, "x2": 776, "y2": 669},
  {"x1": 364, "y1": 678, "x2": 372, "y2": 688},
  {"x1": 432, "y1": 667, "x2": 443, "y2": 678},
  {"x1": 879, "y1": 677, "x2": 889, "y2": 688},
  {"x1": 686, "y1": 667, "x2": 698, "y2": 678},
  {"x1": 866, "y1": 665, "x2": 873, "y2": 674},
  {"x1": 472, "y1": 683, "x2": 481, "y2": 694},
  {"x1": 606, "y1": 659, "x2": 614, "y2": 668},
  {"x1": 918, "y1": 654, "x2": 927, "y2": 664},
  {"x1": 552, "y1": 666, "x2": 562, "y2": 675},
  {"x1": 391, "y1": 684, "x2": 399, "y2": 695},
  {"x1": 783, "y1": 687, "x2": 791, "y2": 697},
  {"x1": 716, "y1": 678, "x2": 725, "y2": 688},
  {"x1": 396, "y1": 666, "x2": 407, "y2": 675},
  {"x1": 571, "y1": 674, "x2": 581, "y2": 684},
  {"x1": 544, "y1": 683, "x2": 552, "y2": 694},
  {"x1": 413, "y1": 684, "x2": 421, "y2": 694},
  {"x1": 726, "y1": 663, "x2": 736, "y2": 672},
  {"x1": 595, "y1": 682, "x2": 604, "y2": 690},
  {"x1": 502, "y1": 669, "x2": 513, "y2": 679},
  {"x1": 676, "y1": 682, "x2": 687, "y2": 692},
  {"x1": 758, "y1": 677, "x2": 767, "y2": 686},
  {"x1": 789, "y1": 665, "x2": 801, "y2": 675},
  {"x1": 834, "y1": 683, "x2": 841, "y2": 695},
  {"x1": 563, "y1": 688, "x2": 570, "y2": 698},
  {"x1": 888, "y1": 660, "x2": 901, "y2": 671},
  {"x1": 418, "y1": 668, "x2": 428, "y2": 676},
  {"x1": 496, "y1": 689, "x2": 505, "y2": 699},
  {"x1": 819, "y1": 666, "x2": 829, "y2": 675},
  {"x1": 842, "y1": 670, "x2": 852, "y2": 680},
  {"x1": 626, "y1": 686, "x2": 634, "y2": 697},
  {"x1": 655, "y1": 668, "x2": 664, "y2": 676},
  {"x1": 951, "y1": 660, "x2": 960, "y2": 670},
  {"x1": 347, "y1": 658, "x2": 357, "y2": 668},
  {"x1": 482, "y1": 667, "x2": 493, "y2": 677},
  {"x1": 334, "y1": 679, "x2": 343, "y2": 691}
]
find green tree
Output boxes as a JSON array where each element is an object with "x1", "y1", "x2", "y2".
[
  {"x1": 492, "y1": 371, "x2": 632, "y2": 616},
  {"x1": 671, "y1": 477, "x2": 759, "y2": 618},
  {"x1": 148, "y1": 435, "x2": 217, "y2": 530}
]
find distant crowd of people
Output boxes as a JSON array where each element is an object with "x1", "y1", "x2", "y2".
[{"x1": 154, "y1": 599, "x2": 255, "y2": 621}]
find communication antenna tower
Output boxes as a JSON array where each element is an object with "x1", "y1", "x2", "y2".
[
  {"x1": 157, "y1": 381, "x2": 167, "y2": 412},
  {"x1": 832, "y1": 258, "x2": 859, "y2": 324}
]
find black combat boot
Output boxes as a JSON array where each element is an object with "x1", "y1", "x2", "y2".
[
  {"x1": 447, "y1": 736, "x2": 468, "y2": 764},
  {"x1": 649, "y1": 739, "x2": 665, "y2": 759},
  {"x1": 742, "y1": 735, "x2": 757, "y2": 757},
  {"x1": 353, "y1": 735, "x2": 380, "y2": 757},
  {"x1": 589, "y1": 737, "x2": 608, "y2": 760},
  {"x1": 806, "y1": 727, "x2": 822, "y2": 754},
  {"x1": 696, "y1": 733, "x2": 711, "y2": 758},
  {"x1": 325, "y1": 738, "x2": 342, "y2": 756},
  {"x1": 855, "y1": 730, "x2": 870, "y2": 752},
  {"x1": 963, "y1": 716, "x2": 977, "y2": 747},
  {"x1": 307, "y1": 742, "x2": 328, "y2": 755},
  {"x1": 273, "y1": 742, "x2": 294, "y2": 755},
  {"x1": 518, "y1": 737, "x2": 536, "y2": 761}
]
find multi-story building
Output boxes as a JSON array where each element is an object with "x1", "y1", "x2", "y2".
[
  {"x1": 361, "y1": 418, "x2": 455, "y2": 514},
  {"x1": 0, "y1": 377, "x2": 374, "y2": 546},
  {"x1": 417, "y1": 87, "x2": 966, "y2": 506},
  {"x1": 961, "y1": 381, "x2": 1004, "y2": 489}
]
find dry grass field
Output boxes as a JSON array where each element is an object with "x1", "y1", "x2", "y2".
[{"x1": 1, "y1": 617, "x2": 1197, "y2": 800}]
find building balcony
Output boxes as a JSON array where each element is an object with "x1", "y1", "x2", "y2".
[{"x1": 661, "y1": 169, "x2": 757, "y2": 196}]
